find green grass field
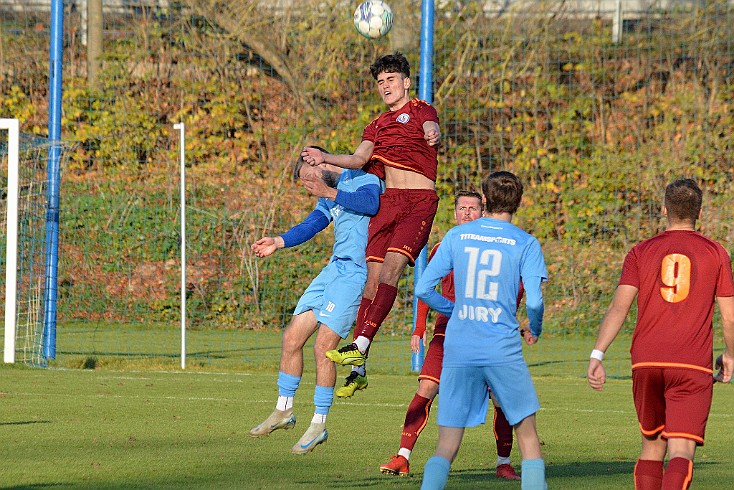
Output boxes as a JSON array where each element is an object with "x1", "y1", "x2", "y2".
[{"x1": 1, "y1": 363, "x2": 733, "y2": 489}]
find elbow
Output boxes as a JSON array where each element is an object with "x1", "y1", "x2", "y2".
[
  {"x1": 416, "y1": 286, "x2": 431, "y2": 302},
  {"x1": 526, "y1": 298, "x2": 544, "y2": 314},
  {"x1": 367, "y1": 200, "x2": 379, "y2": 216}
]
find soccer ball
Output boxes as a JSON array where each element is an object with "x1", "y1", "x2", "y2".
[{"x1": 353, "y1": 1, "x2": 393, "y2": 39}]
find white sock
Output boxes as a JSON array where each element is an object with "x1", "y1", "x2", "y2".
[
  {"x1": 311, "y1": 413, "x2": 327, "y2": 425},
  {"x1": 497, "y1": 456, "x2": 511, "y2": 467},
  {"x1": 354, "y1": 336, "x2": 370, "y2": 353},
  {"x1": 276, "y1": 396, "x2": 293, "y2": 411},
  {"x1": 352, "y1": 364, "x2": 366, "y2": 376},
  {"x1": 398, "y1": 448, "x2": 411, "y2": 461}
]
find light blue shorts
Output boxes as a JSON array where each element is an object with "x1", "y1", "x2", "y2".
[
  {"x1": 294, "y1": 259, "x2": 366, "y2": 338},
  {"x1": 437, "y1": 361, "x2": 540, "y2": 428}
]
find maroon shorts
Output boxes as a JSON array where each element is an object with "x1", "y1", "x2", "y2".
[
  {"x1": 632, "y1": 367, "x2": 713, "y2": 446},
  {"x1": 418, "y1": 318, "x2": 447, "y2": 384},
  {"x1": 366, "y1": 188, "x2": 439, "y2": 265}
]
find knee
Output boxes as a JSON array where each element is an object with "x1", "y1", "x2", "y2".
[
  {"x1": 313, "y1": 337, "x2": 337, "y2": 361},
  {"x1": 417, "y1": 380, "x2": 438, "y2": 399},
  {"x1": 281, "y1": 329, "x2": 300, "y2": 354},
  {"x1": 313, "y1": 342, "x2": 327, "y2": 360}
]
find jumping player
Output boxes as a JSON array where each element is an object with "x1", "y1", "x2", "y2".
[
  {"x1": 587, "y1": 178, "x2": 734, "y2": 489},
  {"x1": 301, "y1": 52, "x2": 441, "y2": 396},
  {"x1": 248, "y1": 149, "x2": 381, "y2": 454},
  {"x1": 380, "y1": 190, "x2": 520, "y2": 481},
  {"x1": 417, "y1": 171, "x2": 548, "y2": 490}
]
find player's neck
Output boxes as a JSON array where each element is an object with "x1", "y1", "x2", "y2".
[
  {"x1": 484, "y1": 212, "x2": 513, "y2": 223},
  {"x1": 388, "y1": 96, "x2": 411, "y2": 112},
  {"x1": 666, "y1": 222, "x2": 696, "y2": 231}
]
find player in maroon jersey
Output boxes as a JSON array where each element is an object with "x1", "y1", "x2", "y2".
[
  {"x1": 587, "y1": 178, "x2": 734, "y2": 490},
  {"x1": 301, "y1": 52, "x2": 441, "y2": 396},
  {"x1": 379, "y1": 190, "x2": 521, "y2": 480}
]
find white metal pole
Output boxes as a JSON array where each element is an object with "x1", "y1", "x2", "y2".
[
  {"x1": 2, "y1": 119, "x2": 19, "y2": 364},
  {"x1": 612, "y1": 0, "x2": 622, "y2": 44},
  {"x1": 174, "y1": 123, "x2": 186, "y2": 369}
]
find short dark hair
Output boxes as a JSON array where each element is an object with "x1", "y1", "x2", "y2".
[
  {"x1": 294, "y1": 146, "x2": 329, "y2": 180},
  {"x1": 482, "y1": 171, "x2": 523, "y2": 215},
  {"x1": 454, "y1": 189, "x2": 483, "y2": 211},
  {"x1": 664, "y1": 178, "x2": 702, "y2": 222},
  {"x1": 370, "y1": 52, "x2": 410, "y2": 80}
]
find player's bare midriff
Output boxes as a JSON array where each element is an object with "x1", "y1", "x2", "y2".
[{"x1": 384, "y1": 166, "x2": 435, "y2": 190}]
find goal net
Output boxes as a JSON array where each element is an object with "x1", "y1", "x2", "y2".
[{"x1": 1, "y1": 120, "x2": 59, "y2": 366}]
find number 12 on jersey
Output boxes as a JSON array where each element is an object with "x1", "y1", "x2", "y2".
[{"x1": 463, "y1": 246, "x2": 502, "y2": 300}]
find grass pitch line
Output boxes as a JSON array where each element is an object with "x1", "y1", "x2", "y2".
[{"x1": 5, "y1": 391, "x2": 240, "y2": 403}]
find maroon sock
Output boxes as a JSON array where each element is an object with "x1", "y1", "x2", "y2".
[
  {"x1": 357, "y1": 283, "x2": 398, "y2": 341},
  {"x1": 354, "y1": 297, "x2": 372, "y2": 341},
  {"x1": 634, "y1": 459, "x2": 663, "y2": 490},
  {"x1": 493, "y1": 405, "x2": 513, "y2": 458},
  {"x1": 399, "y1": 394, "x2": 432, "y2": 451},
  {"x1": 662, "y1": 457, "x2": 693, "y2": 490}
]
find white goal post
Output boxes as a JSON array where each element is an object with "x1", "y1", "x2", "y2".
[{"x1": 2, "y1": 118, "x2": 20, "y2": 364}]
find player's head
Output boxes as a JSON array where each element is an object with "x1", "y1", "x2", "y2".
[
  {"x1": 482, "y1": 171, "x2": 523, "y2": 215},
  {"x1": 294, "y1": 146, "x2": 339, "y2": 188},
  {"x1": 371, "y1": 53, "x2": 411, "y2": 109},
  {"x1": 454, "y1": 190, "x2": 483, "y2": 225},
  {"x1": 370, "y1": 52, "x2": 410, "y2": 80},
  {"x1": 664, "y1": 178, "x2": 702, "y2": 223}
]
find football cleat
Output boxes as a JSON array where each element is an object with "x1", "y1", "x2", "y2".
[
  {"x1": 496, "y1": 463, "x2": 521, "y2": 480},
  {"x1": 248, "y1": 409, "x2": 296, "y2": 437},
  {"x1": 380, "y1": 454, "x2": 410, "y2": 476},
  {"x1": 325, "y1": 343, "x2": 366, "y2": 366},
  {"x1": 335, "y1": 371, "x2": 368, "y2": 398},
  {"x1": 291, "y1": 422, "x2": 328, "y2": 454}
]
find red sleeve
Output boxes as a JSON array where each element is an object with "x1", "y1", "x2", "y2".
[
  {"x1": 417, "y1": 100, "x2": 439, "y2": 125},
  {"x1": 619, "y1": 246, "x2": 640, "y2": 288},
  {"x1": 715, "y1": 245, "x2": 734, "y2": 297},
  {"x1": 414, "y1": 243, "x2": 442, "y2": 337},
  {"x1": 361, "y1": 117, "x2": 378, "y2": 143},
  {"x1": 414, "y1": 299, "x2": 429, "y2": 338}
]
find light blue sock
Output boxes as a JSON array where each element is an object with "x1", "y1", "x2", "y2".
[
  {"x1": 277, "y1": 372, "x2": 301, "y2": 398},
  {"x1": 420, "y1": 456, "x2": 451, "y2": 490},
  {"x1": 313, "y1": 385, "x2": 334, "y2": 416},
  {"x1": 521, "y1": 458, "x2": 546, "y2": 490}
]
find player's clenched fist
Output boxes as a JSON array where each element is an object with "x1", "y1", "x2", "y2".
[
  {"x1": 424, "y1": 128, "x2": 440, "y2": 147},
  {"x1": 301, "y1": 147, "x2": 324, "y2": 166}
]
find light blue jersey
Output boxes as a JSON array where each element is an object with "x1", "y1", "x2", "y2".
[
  {"x1": 293, "y1": 168, "x2": 380, "y2": 337},
  {"x1": 416, "y1": 217, "x2": 547, "y2": 368},
  {"x1": 314, "y1": 169, "x2": 379, "y2": 264}
]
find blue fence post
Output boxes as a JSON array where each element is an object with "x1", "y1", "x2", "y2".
[
  {"x1": 411, "y1": 0, "x2": 435, "y2": 373},
  {"x1": 43, "y1": 0, "x2": 64, "y2": 360}
]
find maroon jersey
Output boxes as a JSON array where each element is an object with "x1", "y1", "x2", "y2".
[
  {"x1": 620, "y1": 230, "x2": 734, "y2": 372},
  {"x1": 415, "y1": 243, "x2": 454, "y2": 338},
  {"x1": 362, "y1": 98, "x2": 439, "y2": 181}
]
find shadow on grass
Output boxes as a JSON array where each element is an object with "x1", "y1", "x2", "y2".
[
  {"x1": 0, "y1": 420, "x2": 51, "y2": 426},
  {"x1": 301, "y1": 460, "x2": 722, "y2": 488},
  {"x1": 550, "y1": 459, "x2": 719, "y2": 477}
]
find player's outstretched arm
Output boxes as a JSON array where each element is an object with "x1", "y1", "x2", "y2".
[
  {"x1": 714, "y1": 295, "x2": 734, "y2": 383},
  {"x1": 301, "y1": 141, "x2": 374, "y2": 169},
  {"x1": 587, "y1": 284, "x2": 638, "y2": 391}
]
